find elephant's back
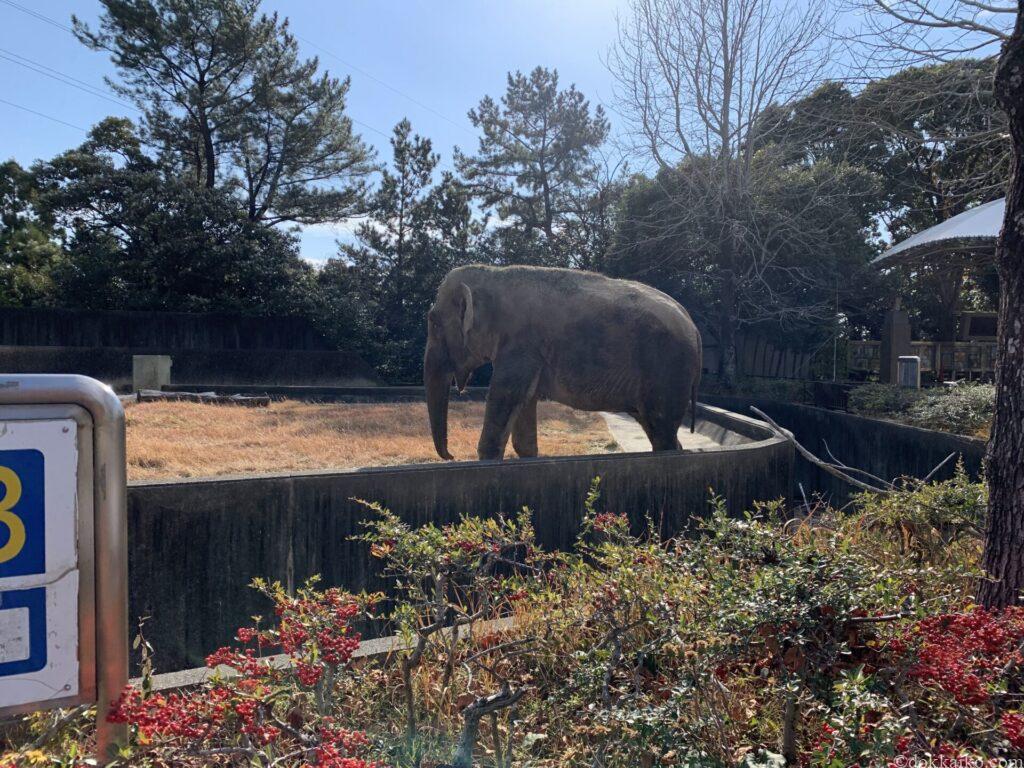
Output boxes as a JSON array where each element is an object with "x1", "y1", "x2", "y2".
[
  {"x1": 507, "y1": 268, "x2": 695, "y2": 329},
  {"x1": 456, "y1": 263, "x2": 700, "y2": 355},
  {"x1": 579, "y1": 277, "x2": 700, "y2": 356},
  {"x1": 540, "y1": 277, "x2": 700, "y2": 403}
]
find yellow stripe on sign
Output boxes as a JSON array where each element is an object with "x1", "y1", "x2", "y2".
[{"x1": 0, "y1": 465, "x2": 26, "y2": 564}]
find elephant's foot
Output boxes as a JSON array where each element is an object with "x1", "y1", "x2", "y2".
[
  {"x1": 477, "y1": 446, "x2": 505, "y2": 461},
  {"x1": 639, "y1": 413, "x2": 684, "y2": 452}
]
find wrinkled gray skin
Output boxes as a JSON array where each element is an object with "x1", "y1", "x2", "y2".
[{"x1": 425, "y1": 264, "x2": 702, "y2": 461}]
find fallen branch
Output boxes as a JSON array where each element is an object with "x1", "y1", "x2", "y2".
[
  {"x1": 29, "y1": 705, "x2": 89, "y2": 750},
  {"x1": 922, "y1": 452, "x2": 958, "y2": 483},
  {"x1": 846, "y1": 612, "x2": 912, "y2": 624},
  {"x1": 822, "y1": 440, "x2": 893, "y2": 487},
  {"x1": 750, "y1": 407, "x2": 892, "y2": 494},
  {"x1": 750, "y1": 407, "x2": 959, "y2": 496}
]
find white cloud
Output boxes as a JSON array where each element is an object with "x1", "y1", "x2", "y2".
[
  {"x1": 301, "y1": 219, "x2": 363, "y2": 238},
  {"x1": 296, "y1": 219, "x2": 363, "y2": 265}
]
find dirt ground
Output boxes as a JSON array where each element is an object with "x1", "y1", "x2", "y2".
[{"x1": 125, "y1": 399, "x2": 620, "y2": 481}]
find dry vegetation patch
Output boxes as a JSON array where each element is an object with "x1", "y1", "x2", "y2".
[{"x1": 125, "y1": 399, "x2": 619, "y2": 481}]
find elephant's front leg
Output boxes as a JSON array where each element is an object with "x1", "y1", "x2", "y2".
[
  {"x1": 478, "y1": 354, "x2": 541, "y2": 461},
  {"x1": 511, "y1": 396, "x2": 538, "y2": 458}
]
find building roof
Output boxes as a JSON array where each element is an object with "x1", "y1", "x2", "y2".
[{"x1": 873, "y1": 197, "x2": 1005, "y2": 266}]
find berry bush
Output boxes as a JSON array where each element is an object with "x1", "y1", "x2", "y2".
[{"x1": 3, "y1": 471, "x2": 1020, "y2": 767}]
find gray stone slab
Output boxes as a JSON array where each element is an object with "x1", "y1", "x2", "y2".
[{"x1": 600, "y1": 412, "x2": 720, "y2": 452}]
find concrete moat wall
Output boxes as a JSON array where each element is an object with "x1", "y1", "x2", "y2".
[
  {"x1": 126, "y1": 405, "x2": 792, "y2": 672},
  {"x1": 701, "y1": 395, "x2": 986, "y2": 507}
]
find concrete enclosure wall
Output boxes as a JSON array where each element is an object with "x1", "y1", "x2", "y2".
[
  {"x1": 701, "y1": 395, "x2": 986, "y2": 507},
  {"x1": 117, "y1": 391, "x2": 982, "y2": 674},
  {"x1": 126, "y1": 405, "x2": 793, "y2": 672}
]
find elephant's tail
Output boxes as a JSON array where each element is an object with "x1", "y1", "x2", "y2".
[{"x1": 690, "y1": 381, "x2": 697, "y2": 433}]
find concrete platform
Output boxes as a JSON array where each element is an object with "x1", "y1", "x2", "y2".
[{"x1": 601, "y1": 411, "x2": 721, "y2": 452}]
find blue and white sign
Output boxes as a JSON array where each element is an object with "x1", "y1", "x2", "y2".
[{"x1": 0, "y1": 419, "x2": 80, "y2": 710}]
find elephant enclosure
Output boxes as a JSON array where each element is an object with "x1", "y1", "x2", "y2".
[{"x1": 125, "y1": 399, "x2": 619, "y2": 480}]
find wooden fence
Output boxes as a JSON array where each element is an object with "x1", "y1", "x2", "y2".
[{"x1": 703, "y1": 335, "x2": 813, "y2": 380}]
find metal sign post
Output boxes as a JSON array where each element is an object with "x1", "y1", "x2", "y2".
[{"x1": 0, "y1": 374, "x2": 128, "y2": 763}]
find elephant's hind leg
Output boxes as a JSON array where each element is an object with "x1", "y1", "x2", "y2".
[{"x1": 512, "y1": 396, "x2": 539, "y2": 458}]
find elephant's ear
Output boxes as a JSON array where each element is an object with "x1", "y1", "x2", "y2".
[{"x1": 460, "y1": 283, "x2": 474, "y2": 339}]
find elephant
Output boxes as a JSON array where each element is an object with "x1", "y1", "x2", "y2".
[{"x1": 424, "y1": 264, "x2": 702, "y2": 461}]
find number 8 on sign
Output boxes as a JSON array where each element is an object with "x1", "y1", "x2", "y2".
[
  {"x1": 0, "y1": 466, "x2": 25, "y2": 564},
  {"x1": 0, "y1": 450, "x2": 44, "y2": 579}
]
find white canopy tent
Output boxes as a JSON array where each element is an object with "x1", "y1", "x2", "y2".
[
  {"x1": 873, "y1": 197, "x2": 1005, "y2": 266},
  {"x1": 853, "y1": 197, "x2": 1005, "y2": 383}
]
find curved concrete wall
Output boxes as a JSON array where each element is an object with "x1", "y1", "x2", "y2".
[
  {"x1": 702, "y1": 395, "x2": 986, "y2": 507},
  {"x1": 125, "y1": 404, "x2": 791, "y2": 672}
]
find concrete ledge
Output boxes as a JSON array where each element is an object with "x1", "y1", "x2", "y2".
[{"x1": 144, "y1": 618, "x2": 514, "y2": 692}]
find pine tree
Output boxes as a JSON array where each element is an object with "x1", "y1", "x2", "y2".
[
  {"x1": 456, "y1": 67, "x2": 613, "y2": 268},
  {"x1": 74, "y1": 0, "x2": 373, "y2": 225},
  {"x1": 33, "y1": 118, "x2": 314, "y2": 313},
  {"x1": 0, "y1": 161, "x2": 62, "y2": 307},
  {"x1": 326, "y1": 120, "x2": 480, "y2": 381}
]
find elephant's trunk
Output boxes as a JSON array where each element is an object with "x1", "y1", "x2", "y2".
[{"x1": 425, "y1": 340, "x2": 454, "y2": 460}]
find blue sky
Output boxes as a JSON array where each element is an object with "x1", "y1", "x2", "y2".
[{"x1": 0, "y1": 0, "x2": 627, "y2": 263}]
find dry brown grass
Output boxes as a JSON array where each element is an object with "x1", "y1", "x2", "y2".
[{"x1": 125, "y1": 399, "x2": 619, "y2": 481}]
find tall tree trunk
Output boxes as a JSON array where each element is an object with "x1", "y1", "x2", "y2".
[
  {"x1": 719, "y1": 269, "x2": 738, "y2": 385},
  {"x1": 718, "y1": 187, "x2": 739, "y2": 386},
  {"x1": 978, "y1": 9, "x2": 1024, "y2": 609},
  {"x1": 937, "y1": 265, "x2": 964, "y2": 343},
  {"x1": 193, "y1": 140, "x2": 203, "y2": 187},
  {"x1": 202, "y1": 122, "x2": 216, "y2": 189},
  {"x1": 197, "y1": 94, "x2": 216, "y2": 190}
]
